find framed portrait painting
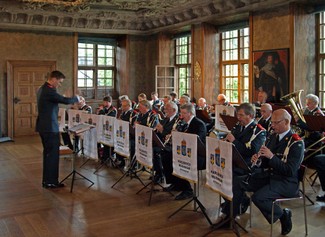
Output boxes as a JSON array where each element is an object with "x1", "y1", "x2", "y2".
[{"x1": 253, "y1": 48, "x2": 289, "y2": 103}]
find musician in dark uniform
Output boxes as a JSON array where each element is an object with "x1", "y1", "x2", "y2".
[
  {"x1": 134, "y1": 100, "x2": 158, "y2": 128},
  {"x1": 247, "y1": 109, "x2": 303, "y2": 235},
  {"x1": 97, "y1": 95, "x2": 117, "y2": 163},
  {"x1": 36, "y1": 70, "x2": 79, "y2": 189},
  {"x1": 78, "y1": 96, "x2": 92, "y2": 114},
  {"x1": 154, "y1": 102, "x2": 180, "y2": 183},
  {"x1": 257, "y1": 103, "x2": 273, "y2": 137},
  {"x1": 299, "y1": 94, "x2": 325, "y2": 201},
  {"x1": 219, "y1": 103, "x2": 266, "y2": 218},
  {"x1": 115, "y1": 98, "x2": 138, "y2": 166},
  {"x1": 225, "y1": 103, "x2": 266, "y2": 167},
  {"x1": 162, "y1": 103, "x2": 207, "y2": 200}
]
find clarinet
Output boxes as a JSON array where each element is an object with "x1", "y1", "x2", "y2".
[{"x1": 163, "y1": 117, "x2": 183, "y2": 146}]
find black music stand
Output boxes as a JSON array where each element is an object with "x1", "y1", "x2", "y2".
[
  {"x1": 304, "y1": 115, "x2": 325, "y2": 132},
  {"x1": 111, "y1": 125, "x2": 146, "y2": 188},
  {"x1": 136, "y1": 131, "x2": 174, "y2": 206},
  {"x1": 94, "y1": 142, "x2": 123, "y2": 174},
  {"x1": 205, "y1": 145, "x2": 250, "y2": 237},
  {"x1": 168, "y1": 136, "x2": 213, "y2": 226},
  {"x1": 219, "y1": 114, "x2": 238, "y2": 130},
  {"x1": 60, "y1": 124, "x2": 95, "y2": 192},
  {"x1": 196, "y1": 110, "x2": 212, "y2": 123}
]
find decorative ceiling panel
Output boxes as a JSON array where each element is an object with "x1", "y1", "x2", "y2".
[{"x1": 0, "y1": 0, "x2": 323, "y2": 34}]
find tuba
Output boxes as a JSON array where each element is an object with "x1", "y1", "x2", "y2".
[{"x1": 280, "y1": 90, "x2": 306, "y2": 123}]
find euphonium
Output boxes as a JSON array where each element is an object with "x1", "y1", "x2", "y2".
[{"x1": 280, "y1": 90, "x2": 306, "y2": 123}]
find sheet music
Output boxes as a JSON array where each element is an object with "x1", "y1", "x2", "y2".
[{"x1": 69, "y1": 123, "x2": 94, "y2": 134}]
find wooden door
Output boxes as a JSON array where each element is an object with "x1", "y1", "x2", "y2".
[{"x1": 8, "y1": 61, "x2": 56, "y2": 137}]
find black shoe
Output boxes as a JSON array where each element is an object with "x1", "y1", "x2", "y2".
[
  {"x1": 213, "y1": 214, "x2": 230, "y2": 229},
  {"x1": 240, "y1": 196, "x2": 250, "y2": 214},
  {"x1": 175, "y1": 190, "x2": 193, "y2": 200},
  {"x1": 316, "y1": 194, "x2": 325, "y2": 202},
  {"x1": 280, "y1": 208, "x2": 292, "y2": 235},
  {"x1": 153, "y1": 175, "x2": 163, "y2": 184},
  {"x1": 43, "y1": 183, "x2": 65, "y2": 189}
]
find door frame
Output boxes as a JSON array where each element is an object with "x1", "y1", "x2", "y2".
[{"x1": 6, "y1": 60, "x2": 56, "y2": 138}]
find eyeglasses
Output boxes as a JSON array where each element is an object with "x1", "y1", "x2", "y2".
[{"x1": 270, "y1": 119, "x2": 284, "y2": 125}]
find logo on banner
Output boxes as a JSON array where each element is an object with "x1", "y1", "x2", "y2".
[
  {"x1": 73, "y1": 113, "x2": 80, "y2": 123},
  {"x1": 116, "y1": 125, "x2": 126, "y2": 139},
  {"x1": 138, "y1": 131, "x2": 148, "y2": 147},
  {"x1": 211, "y1": 146, "x2": 226, "y2": 170},
  {"x1": 176, "y1": 139, "x2": 191, "y2": 158},
  {"x1": 104, "y1": 120, "x2": 112, "y2": 132}
]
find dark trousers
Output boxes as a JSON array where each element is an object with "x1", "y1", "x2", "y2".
[
  {"x1": 39, "y1": 132, "x2": 60, "y2": 185},
  {"x1": 161, "y1": 150, "x2": 192, "y2": 191},
  {"x1": 223, "y1": 172, "x2": 284, "y2": 224},
  {"x1": 313, "y1": 154, "x2": 325, "y2": 191}
]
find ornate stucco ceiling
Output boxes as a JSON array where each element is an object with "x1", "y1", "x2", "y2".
[{"x1": 0, "y1": 0, "x2": 323, "y2": 35}]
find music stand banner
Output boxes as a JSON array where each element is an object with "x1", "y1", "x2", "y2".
[
  {"x1": 80, "y1": 113, "x2": 103, "y2": 142},
  {"x1": 206, "y1": 137, "x2": 233, "y2": 200},
  {"x1": 113, "y1": 119, "x2": 130, "y2": 158},
  {"x1": 58, "y1": 108, "x2": 66, "y2": 132},
  {"x1": 67, "y1": 109, "x2": 88, "y2": 128},
  {"x1": 83, "y1": 127, "x2": 98, "y2": 160},
  {"x1": 172, "y1": 131, "x2": 198, "y2": 183},
  {"x1": 98, "y1": 116, "x2": 115, "y2": 146},
  {"x1": 214, "y1": 105, "x2": 236, "y2": 132},
  {"x1": 135, "y1": 124, "x2": 153, "y2": 168}
]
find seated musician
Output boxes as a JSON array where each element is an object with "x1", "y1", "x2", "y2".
[
  {"x1": 196, "y1": 97, "x2": 213, "y2": 134},
  {"x1": 115, "y1": 98, "x2": 138, "y2": 167},
  {"x1": 134, "y1": 100, "x2": 159, "y2": 128},
  {"x1": 257, "y1": 103, "x2": 273, "y2": 137},
  {"x1": 298, "y1": 94, "x2": 325, "y2": 201},
  {"x1": 219, "y1": 109, "x2": 304, "y2": 235},
  {"x1": 219, "y1": 103, "x2": 266, "y2": 217},
  {"x1": 153, "y1": 102, "x2": 180, "y2": 183},
  {"x1": 217, "y1": 93, "x2": 232, "y2": 106},
  {"x1": 61, "y1": 96, "x2": 92, "y2": 150},
  {"x1": 160, "y1": 95, "x2": 172, "y2": 115},
  {"x1": 133, "y1": 93, "x2": 147, "y2": 110},
  {"x1": 170, "y1": 91, "x2": 179, "y2": 104},
  {"x1": 161, "y1": 103, "x2": 206, "y2": 200},
  {"x1": 254, "y1": 90, "x2": 268, "y2": 118},
  {"x1": 151, "y1": 91, "x2": 162, "y2": 112},
  {"x1": 97, "y1": 95, "x2": 117, "y2": 116},
  {"x1": 97, "y1": 95, "x2": 117, "y2": 163},
  {"x1": 78, "y1": 96, "x2": 92, "y2": 114}
]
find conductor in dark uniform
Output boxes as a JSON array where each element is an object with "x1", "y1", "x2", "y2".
[
  {"x1": 36, "y1": 70, "x2": 79, "y2": 189},
  {"x1": 222, "y1": 109, "x2": 304, "y2": 235}
]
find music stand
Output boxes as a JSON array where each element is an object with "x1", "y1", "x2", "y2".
[
  {"x1": 168, "y1": 136, "x2": 213, "y2": 226},
  {"x1": 219, "y1": 114, "x2": 238, "y2": 130},
  {"x1": 60, "y1": 124, "x2": 95, "y2": 192},
  {"x1": 196, "y1": 110, "x2": 212, "y2": 123},
  {"x1": 206, "y1": 145, "x2": 250, "y2": 236},
  {"x1": 304, "y1": 115, "x2": 325, "y2": 132},
  {"x1": 136, "y1": 131, "x2": 174, "y2": 206},
  {"x1": 111, "y1": 125, "x2": 146, "y2": 188}
]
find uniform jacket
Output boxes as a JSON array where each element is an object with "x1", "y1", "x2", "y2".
[
  {"x1": 259, "y1": 131, "x2": 304, "y2": 197},
  {"x1": 232, "y1": 121, "x2": 266, "y2": 165},
  {"x1": 36, "y1": 82, "x2": 78, "y2": 133}
]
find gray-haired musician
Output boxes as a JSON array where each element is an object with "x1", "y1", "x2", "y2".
[
  {"x1": 219, "y1": 103, "x2": 266, "y2": 220},
  {"x1": 153, "y1": 102, "x2": 179, "y2": 183},
  {"x1": 258, "y1": 103, "x2": 273, "y2": 137},
  {"x1": 161, "y1": 103, "x2": 206, "y2": 200},
  {"x1": 134, "y1": 100, "x2": 158, "y2": 128},
  {"x1": 223, "y1": 109, "x2": 304, "y2": 235}
]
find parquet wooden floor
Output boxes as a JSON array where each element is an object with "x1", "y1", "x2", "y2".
[{"x1": 0, "y1": 136, "x2": 324, "y2": 237}]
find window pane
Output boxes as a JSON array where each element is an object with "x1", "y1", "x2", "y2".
[
  {"x1": 78, "y1": 70, "x2": 93, "y2": 87},
  {"x1": 98, "y1": 70, "x2": 113, "y2": 87},
  {"x1": 78, "y1": 43, "x2": 94, "y2": 66}
]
